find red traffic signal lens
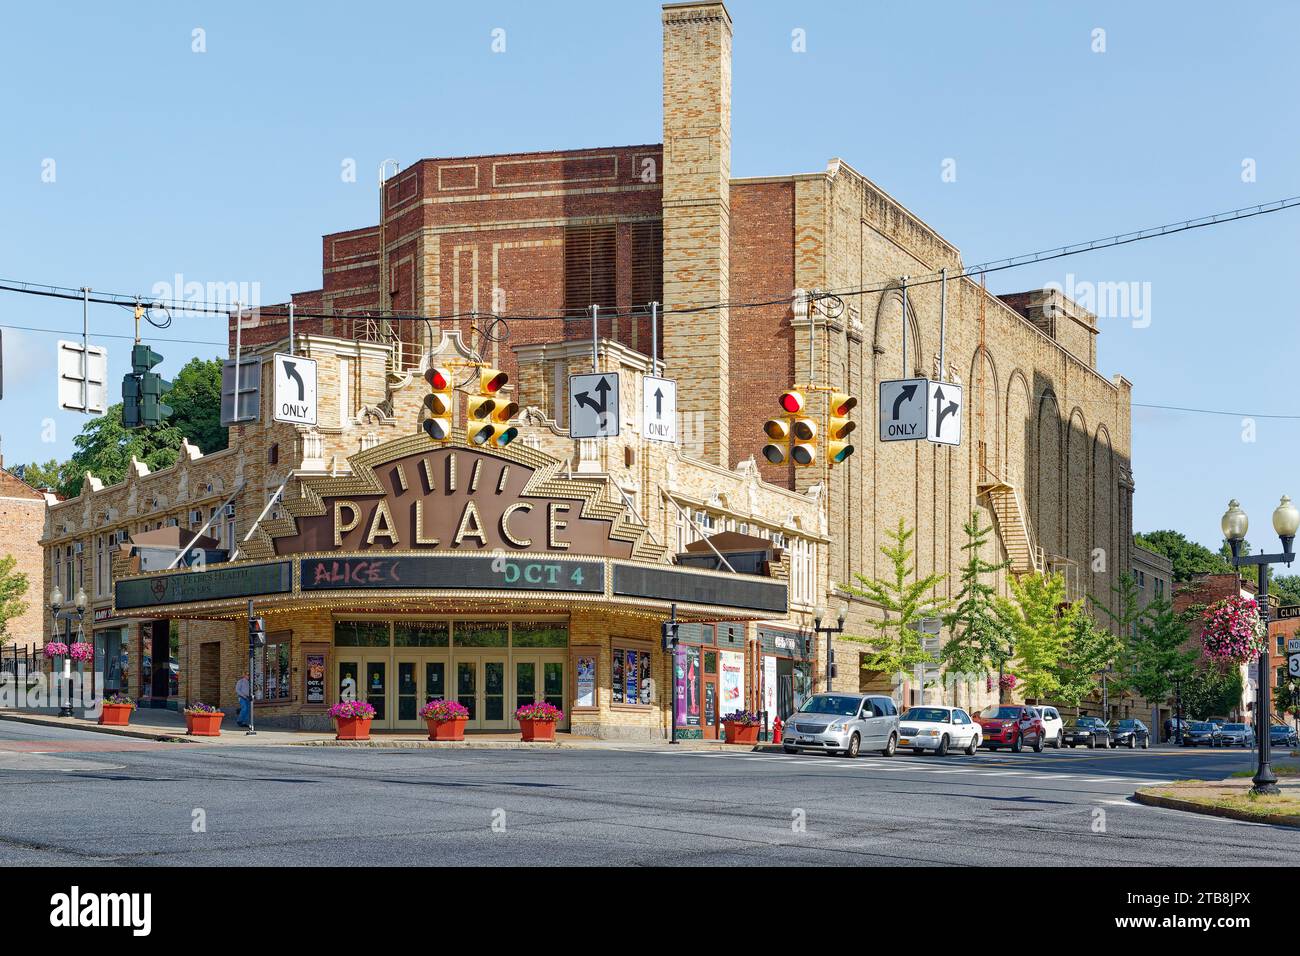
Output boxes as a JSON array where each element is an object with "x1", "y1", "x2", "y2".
[
  {"x1": 425, "y1": 366, "x2": 452, "y2": 391},
  {"x1": 779, "y1": 391, "x2": 804, "y2": 414},
  {"x1": 481, "y1": 369, "x2": 508, "y2": 393}
]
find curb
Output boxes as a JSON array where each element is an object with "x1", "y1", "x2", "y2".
[
  {"x1": 0, "y1": 711, "x2": 196, "y2": 744},
  {"x1": 292, "y1": 739, "x2": 784, "y2": 751},
  {"x1": 1134, "y1": 788, "x2": 1300, "y2": 829}
]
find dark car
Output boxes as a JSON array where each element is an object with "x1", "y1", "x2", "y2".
[
  {"x1": 1063, "y1": 716, "x2": 1113, "y2": 749},
  {"x1": 1270, "y1": 725, "x2": 1298, "y2": 748},
  {"x1": 1182, "y1": 721, "x2": 1222, "y2": 747},
  {"x1": 1113, "y1": 718, "x2": 1150, "y2": 749},
  {"x1": 976, "y1": 704, "x2": 1046, "y2": 753}
]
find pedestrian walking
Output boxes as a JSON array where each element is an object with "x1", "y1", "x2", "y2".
[{"x1": 236, "y1": 672, "x2": 251, "y2": 726}]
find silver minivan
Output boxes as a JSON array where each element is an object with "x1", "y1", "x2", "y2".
[{"x1": 782, "y1": 693, "x2": 900, "y2": 757}]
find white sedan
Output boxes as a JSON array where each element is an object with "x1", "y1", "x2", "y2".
[{"x1": 898, "y1": 705, "x2": 982, "y2": 756}]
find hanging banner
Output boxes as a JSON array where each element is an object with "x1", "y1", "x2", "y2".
[{"x1": 720, "y1": 650, "x2": 745, "y2": 716}]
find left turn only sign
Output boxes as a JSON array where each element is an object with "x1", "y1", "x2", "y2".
[{"x1": 273, "y1": 353, "x2": 318, "y2": 426}]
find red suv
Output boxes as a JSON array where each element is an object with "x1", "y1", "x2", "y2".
[{"x1": 977, "y1": 705, "x2": 1046, "y2": 753}]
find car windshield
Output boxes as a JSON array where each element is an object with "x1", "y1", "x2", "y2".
[
  {"x1": 1118, "y1": 720, "x2": 1139, "y2": 728},
  {"x1": 1076, "y1": 718, "x2": 1101, "y2": 727},
  {"x1": 799, "y1": 695, "x2": 861, "y2": 717},
  {"x1": 988, "y1": 707, "x2": 1024, "y2": 719},
  {"x1": 1190, "y1": 722, "x2": 1213, "y2": 731},
  {"x1": 1223, "y1": 724, "x2": 1247, "y2": 731},
  {"x1": 902, "y1": 708, "x2": 950, "y2": 723}
]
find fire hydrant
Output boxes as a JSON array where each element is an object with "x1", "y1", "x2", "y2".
[{"x1": 773, "y1": 716, "x2": 783, "y2": 744}]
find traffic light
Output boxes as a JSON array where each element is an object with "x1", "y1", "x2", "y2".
[
  {"x1": 762, "y1": 390, "x2": 817, "y2": 467},
  {"x1": 466, "y1": 367, "x2": 517, "y2": 447},
  {"x1": 827, "y1": 391, "x2": 857, "y2": 465},
  {"x1": 422, "y1": 366, "x2": 453, "y2": 441},
  {"x1": 248, "y1": 616, "x2": 267, "y2": 648},
  {"x1": 122, "y1": 344, "x2": 172, "y2": 428},
  {"x1": 661, "y1": 619, "x2": 679, "y2": 652}
]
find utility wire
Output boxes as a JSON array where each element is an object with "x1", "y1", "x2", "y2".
[{"x1": 1, "y1": 195, "x2": 1295, "y2": 323}]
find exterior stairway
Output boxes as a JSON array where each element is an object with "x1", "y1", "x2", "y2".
[{"x1": 977, "y1": 469, "x2": 1044, "y2": 577}]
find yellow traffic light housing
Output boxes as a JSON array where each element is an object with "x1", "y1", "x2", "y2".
[
  {"x1": 479, "y1": 367, "x2": 508, "y2": 394},
  {"x1": 762, "y1": 417, "x2": 790, "y2": 464},
  {"x1": 827, "y1": 391, "x2": 857, "y2": 465}
]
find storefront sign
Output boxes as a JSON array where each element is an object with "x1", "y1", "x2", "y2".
[
  {"x1": 719, "y1": 650, "x2": 745, "y2": 716},
  {"x1": 612, "y1": 564, "x2": 787, "y2": 613},
  {"x1": 301, "y1": 555, "x2": 605, "y2": 593},
  {"x1": 115, "y1": 561, "x2": 292, "y2": 610},
  {"x1": 272, "y1": 447, "x2": 638, "y2": 559},
  {"x1": 305, "y1": 654, "x2": 326, "y2": 705},
  {"x1": 759, "y1": 627, "x2": 810, "y2": 661}
]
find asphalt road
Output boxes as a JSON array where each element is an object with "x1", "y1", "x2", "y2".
[{"x1": 1, "y1": 721, "x2": 1296, "y2": 866}]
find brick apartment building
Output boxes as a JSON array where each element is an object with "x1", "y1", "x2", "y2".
[
  {"x1": 39, "y1": 1, "x2": 1136, "y2": 734},
  {"x1": 1173, "y1": 572, "x2": 1261, "y2": 721},
  {"x1": 0, "y1": 459, "x2": 46, "y2": 650}
]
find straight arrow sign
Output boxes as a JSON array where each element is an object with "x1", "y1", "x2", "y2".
[{"x1": 926, "y1": 380, "x2": 962, "y2": 447}]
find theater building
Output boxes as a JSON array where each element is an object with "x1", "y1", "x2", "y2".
[{"x1": 40, "y1": 1, "x2": 1137, "y2": 731}]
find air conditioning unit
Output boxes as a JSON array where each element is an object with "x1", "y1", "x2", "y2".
[
  {"x1": 113, "y1": 530, "x2": 129, "y2": 545},
  {"x1": 190, "y1": 509, "x2": 203, "y2": 525},
  {"x1": 73, "y1": 542, "x2": 84, "y2": 556},
  {"x1": 224, "y1": 504, "x2": 236, "y2": 518},
  {"x1": 165, "y1": 517, "x2": 177, "y2": 527}
]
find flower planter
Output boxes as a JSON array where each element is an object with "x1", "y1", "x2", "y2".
[
  {"x1": 98, "y1": 703, "x2": 133, "y2": 727},
  {"x1": 519, "y1": 718, "x2": 557, "y2": 742},
  {"x1": 335, "y1": 716, "x2": 373, "y2": 741},
  {"x1": 426, "y1": 716, "x2": 468, "y2": 741},
  {"x1": 723, "y1": 722, "x2": 760, "y2": 745},
  {"x1": 185, "y1": 712, "x2": 224, "y2": 737}
]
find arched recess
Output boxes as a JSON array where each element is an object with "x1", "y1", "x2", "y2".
[
  {"x1": 1066, "y1": 407, "x2": 1090, "y2": 568},
  {"x1": 1035, "y1": 391, "x2": 1062, "y2": 558},
  {"x1": 872, "y1": 285, "x2": 924, "y2": 378},
  {"x1": 1092, "y1": 424, "x2": 1116, "y2": 598},
  {"x1": 1003, "y1": 369, "x2": 1032, "y2": 493},
  {"x1": 967, "y1": 346, "x2": 1000, "y2": 482}
]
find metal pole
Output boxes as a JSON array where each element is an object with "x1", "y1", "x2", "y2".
[
  {"x1": 938, "y1": 267, "x2": 947, "y2": 380},
  {"x1": 246, "y1": 599, "x2": 257, "y2": 736},
  {"x1": 650, "y1": 302, "x2": 660, "y2": 375},
  {"x1": 809, "y1": 290, "x2": 816, "y2": 388},
  {"x1": 288, "y1": 301, "x2": 295, "y2": 356},
  {"x1": 233, "y1": 303, "x2": 242, "y2": 424},
  {"x1": 1176, "y1": 679, "x2": 1183, "y2": 745},
  {"x1": 1255, "y1": 563, "x2": 1277, "y2": 792},
  {"x1": 669, "y1": 603, "x2": 678, "y2": 746},
  {"x1": 899, "y1": 276, "x2": 908, "y2": 378},
  {"x1": 591, "y1": 304, "x2": 599, "y2": 372},
  {"x1": 81, "y1": 286, "x2": 90, "y2": 411}
]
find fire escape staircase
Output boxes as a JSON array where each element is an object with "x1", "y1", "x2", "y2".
[{"x1": 977, "y1": 467, "x2": 1044, "y2": 577}]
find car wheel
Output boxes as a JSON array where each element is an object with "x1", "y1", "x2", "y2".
[
  {"x1": 845, "y1": 733, "x2": 860, "y2": 758},
  {"x1": 1011, "y1": 731, "x2": 1023, "y2": 753},
  {"x1": 937, "y1": 734, "x2": 950, "y2": 757},
  {"x1": 1034, "y1": 731, "x2": 1045, "y2": 753},
  {"x1": 1128, "y1": 736, "x2": 1136, "y2": 749},
  {"x1": 881, "y1": 732, "x2": 897, "y2": 757},
  {"x1": 1142, "y1": 737, "x2": 1149, "y2": 749},
  {"x1": 1087, "y1": 735, "x2": 1096, "y2": 749},
  {"x1": 1054, "y1": 731, "x2": 1063, "y2": 749}
]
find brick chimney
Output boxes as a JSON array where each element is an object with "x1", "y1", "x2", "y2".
[{"x1": 661, "y1": 1, "x2": 732, "y2": 466}]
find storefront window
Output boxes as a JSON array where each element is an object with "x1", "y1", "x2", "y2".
[
  {"x1": 395, "y1": 622, "x2": 450, "y2": 647},
  {"x1": 454, "y1": 621, "x2": 507, "y2": 647},
  {"x1": 612, "y1": 645, "x2": 652, "y2": 705},
  {"x1": 255, "y1": 640, "x2": 291, "y2": 702},
  {"x1": 334, "y1": 621, "x2": 391, "y2": 646},
  {"x1": 512, "y1": 623, "x2": 568, "y2": 648}
]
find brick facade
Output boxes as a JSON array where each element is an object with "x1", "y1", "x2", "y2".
[{"x1": 0, "y1": 464, "x2": 47, "y2": 649}]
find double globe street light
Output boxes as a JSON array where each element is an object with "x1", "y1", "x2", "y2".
[
  {"x1": 1220, "y1": 495, "x2": 1299, "y2": 796},
  {"x1": 48, "y1": 584, "x2": 87, "y2": 719}
]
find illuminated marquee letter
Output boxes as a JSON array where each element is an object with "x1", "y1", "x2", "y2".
[
  {"x1": 548, "y1": 503, "x2": 571, "y2": 550},
  {"x1": 333, "y1": 501, "x2": 361, "y2": 547},
  {"x1": 366, "y1": 499, "x2": 399, "y2": 546},
  {"x1": 501, "y1": 502, "x2": 533, "y2": 548},
  {"x1": 454, "y1": 500, "x2": 488, "y2": 547}
]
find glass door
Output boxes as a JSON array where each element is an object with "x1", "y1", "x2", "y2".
[
  {"x1": 514, "y1": 654, "x2": 567, "y2": 729},
  {"x1": 363, "y1": 659, "x2": 387, "y2": 725},
  {"x1": 425, "y1": 660, "x2": 447, "y2": 705},
  {"x1": 395, "y1": 660, "x2": 420, "y2": 729},
  {"x1": 702, "y1": 650, "x2": 719, "y2": 740},
  {"x1": 482, "y1": 658, "x2": 507, "y2": 729},
  {"x1": 456, "y1": 660, "x2": 477, "y2": 724}
]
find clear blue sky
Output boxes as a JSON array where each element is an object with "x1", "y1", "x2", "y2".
[{"x1": 2, "y1": 0, "x2": 1297, "y2": 551}]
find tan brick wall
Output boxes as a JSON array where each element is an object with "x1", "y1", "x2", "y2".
[{"x1": 0, "y1": 492, "x2": 45, "y2": 649}]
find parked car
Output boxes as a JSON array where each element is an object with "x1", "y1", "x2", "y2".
[
  {"x1": 898, "y1": 705, "x2": 982, "y2": 756},
  {"x1": 1270, "y1": 725, "x2": 1298, "y2": 748},
  {"x1": 976, "y1": 704, "x2": 1046, "y2": 752},
  {"x1": 1218, "y1": 722, "x2": 1255, "y2": 747},
  {"x1": 1063, "y1": 716, "x2": 1113, "y2": 749},
  {"x1": 1182, "y1": 721, "x2": 1223, "y2": 747},
  {"x1": 1112, "y1": 718, "x2": 1150, "y2": 749},
  {"x1": 783, "y1": 693, "x2": 899, "y2": 758},
  {"x1": 1033, "y1": 705, "x2": 1065, "y2": 748}
]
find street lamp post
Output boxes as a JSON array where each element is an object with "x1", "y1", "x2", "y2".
[
  {"x1": 813, "y1": 604, "x2": 847, "y2": 692},
  {"x1": 1173, "y1": 675, "x2": 1185, "y2": 746},
  {"x1": 48, "y1": 585, "x2": 87, "y2": 718},
  {"x1": 1220, "y1": 496, "x2": 1299, "y2": 796}
]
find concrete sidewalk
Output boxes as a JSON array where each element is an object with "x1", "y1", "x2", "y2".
[{"x1": 0, "y1": 709, "x2": 776, "y2": 752}]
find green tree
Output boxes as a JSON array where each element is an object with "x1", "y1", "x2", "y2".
[
  {"x1": 1124, "y1": 593, "x2": 1198, "y2": 706},
  {"x1": 0, "y1": 555, "x2": 29, "y2": 646},
  {"x1": 1272, "y1": 575, "x2": 1300, "y2": 608},
  {"x1": 840, "y1": 517, "x2": 949, "y2": 690},
  {"x1": 1053, "y1": 611, "x2": 1123, "y2": 709},
  {"x1": 998, "y1": 570, "x2": 1077, "y2": 701},
  {"x1": 11, "y1": 458, "x2": 67, "y2": 492},
  {"x1": 941, "y1": 511, "x2": 1013, "y2": 684},
  {"x1": 167, "y1": 357, "x2": 227, "y2": 456},
  {"x1": 1134, "y1": 529, "x2": 1230, "y2": 583},
  {"x1": 1273, "y1": 675, "x2": 1299, "y2": 720},
  {"x1": 1182, "y1": 665, "x2": 1244, "y2": 720}
]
